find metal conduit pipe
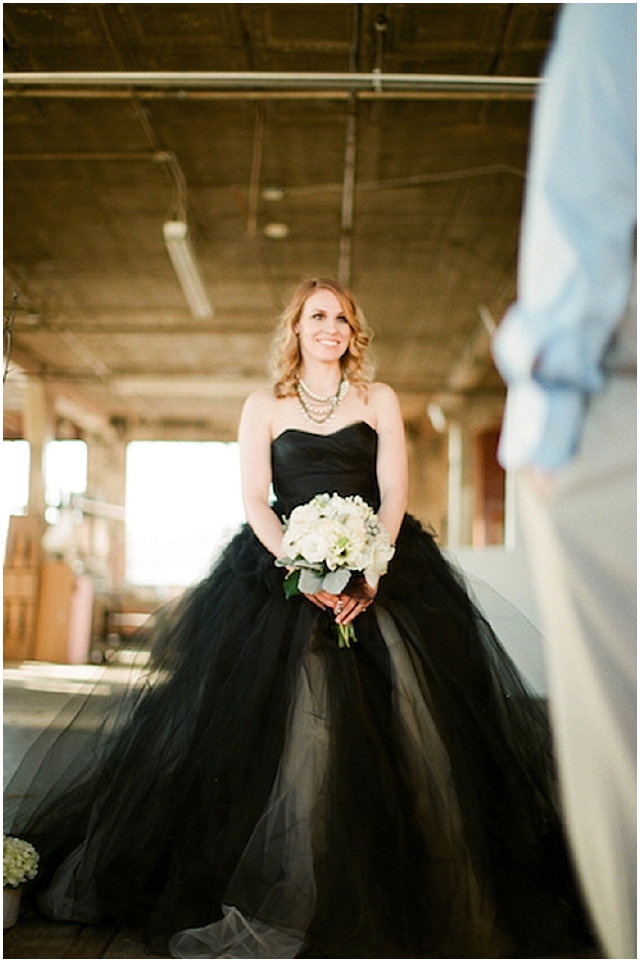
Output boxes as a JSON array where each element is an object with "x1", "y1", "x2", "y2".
[
  {"x1": 3, "y1": 70, "x2": 540, "y2": 98},
  {"x1": 3, "y1": 154, "x2": 526, "y2": 186},
  {"x1": 337, "y1": 5, "x2": 361, "y2": 286},
  {"x1": 338, "y1": 98, "x2": 358, "y2": 287},
  {"x1": 2, "y1": 89, "x2": 537, "y2": 102}
]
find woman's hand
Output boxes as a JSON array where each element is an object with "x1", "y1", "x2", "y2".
[
  {"x1": 301, "y1": 583, "x2": 376, "y2": 624},
  {"x1": 302, "y1": 589, "x2": 337, "y2": 611},
  {"x1": 331, "y1": 581, "x2": 377, "y2": 626}
]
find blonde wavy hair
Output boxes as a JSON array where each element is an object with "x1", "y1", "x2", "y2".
[{"x1": 270, "y1": 277, "x2": 374, "y2": 397}]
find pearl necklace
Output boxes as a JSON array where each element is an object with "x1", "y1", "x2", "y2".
[{"x1": 296, "y1": 377, "x2": 349, "y2": 425}]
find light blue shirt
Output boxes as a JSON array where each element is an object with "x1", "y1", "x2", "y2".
[{"x1": 492, "y1": 3, "x2": 637, "y2": 472}]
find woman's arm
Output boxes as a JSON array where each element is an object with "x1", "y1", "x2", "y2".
[
  {"x1": 239, "y1": 391, "x2": 334, "y2": 613},
  {"x1": 238, "y1": 391, "x2": 285, "y2": 558},
  {"x1": 371, "y1": 382, "x2": 408, "y2": 544}
]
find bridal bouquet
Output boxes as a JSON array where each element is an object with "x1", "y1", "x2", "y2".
[
  {"x1": 276, "y1": 493, "x2": 395, "y2": 648},
  {"x1": 3, "y1": 835, "x2": 39, "y2": 889}
]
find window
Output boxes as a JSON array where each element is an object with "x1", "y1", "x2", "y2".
[
  {"x1": 125, "y1": 441, "x2": 245, "y2": 587},
  {"x1": 2, "y1": 438, "x2": 88, "y2": 547},
  {"x1": 44, "y1": 440, "x2": 88, "y2": 522},
  {"x1": 2, "y1": 440, "x2": 30, "y2": 544}
]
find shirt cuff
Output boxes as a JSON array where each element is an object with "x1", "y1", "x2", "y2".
[
  {"x1": 497, "y1": 381, "x2": 588, "y2": 472},
  {"x1": 491, "y1": 307, "x2": 539, "y2": 382}
]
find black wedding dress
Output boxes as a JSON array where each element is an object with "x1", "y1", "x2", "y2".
[{"x1": 7, "y1": 422, "x2": 588, "y2": 958}]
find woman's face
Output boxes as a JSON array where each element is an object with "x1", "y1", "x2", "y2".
[{"x1": 294, "y1": 288, "x2": 352, "y2": 365}]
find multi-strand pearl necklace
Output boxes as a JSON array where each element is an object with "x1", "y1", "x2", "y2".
[{"x1": 296, "y1": 377, "x2": 349, "y2": 425}]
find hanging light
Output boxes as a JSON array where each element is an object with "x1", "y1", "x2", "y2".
[
  {"x1": 263, "y1": 223, "x2": 289, "y2": 239},
  {"x1": 163, "y1": 220, "x2": 213, "y2": 320}
]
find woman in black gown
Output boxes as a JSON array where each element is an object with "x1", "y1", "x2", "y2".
[{"x1": 8, "y1": 278, "x2": 588, "y2": 958}]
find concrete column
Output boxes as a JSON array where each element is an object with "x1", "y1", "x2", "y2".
[
  {"x1": 24, "y1": 378, "x2": 54, "y2": 520},
  {"x1": 406, "y1": 428, "x2": 448, "y2": 537},
  {"x1": 85, "y1": 433, "x2": 128, "y2": 592},
  {"x1": 447, "y1": 422, "x2": 463, "y2": 547},
  {"x1": 446, "y1": 420, "x2": 476, "y2": 547}
]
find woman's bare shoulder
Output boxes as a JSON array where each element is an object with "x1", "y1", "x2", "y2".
[
  {"x1": 366, "y1": 382, "x2": 403, "y2": 432},
  {"x1": 368, "y1": 381, "x2": 400, "y2": 406},
  {"x1": 242, "y1": 387, "x2": 277, "y2": 415},
  {"x1": 239, "y1": 388, "x2": 278, "y2": 437}
]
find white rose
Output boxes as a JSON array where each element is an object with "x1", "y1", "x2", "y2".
[
  {"x1": 289, "y1": 503, "x2": 317, "y2": 525},
  {"x1": 363, "y1": 538, "x2": 395, "y2": 587},
  {"x1": 343, "y1": 514, "x2": 367, "y2": 545},
  {"x1": 281, "y1": 527, "x2": 306, "y2": 557},
  {"x1": 297, "y1": 529, "x2": 330, "y2": 565}
]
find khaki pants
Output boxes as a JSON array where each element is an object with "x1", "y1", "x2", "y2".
[{"x1": 520, "y1": 378, "x2": 637, "y2": 959}]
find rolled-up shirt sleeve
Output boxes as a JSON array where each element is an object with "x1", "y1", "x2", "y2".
[{"x1": 492, "y1": 3, "x2": 636, "y2": 472}]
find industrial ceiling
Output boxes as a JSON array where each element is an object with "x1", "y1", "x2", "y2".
[{"x1": 3, "y1": 3, "x2": 559, "y2": 441}]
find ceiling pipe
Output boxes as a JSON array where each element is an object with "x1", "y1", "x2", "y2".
[
  {"x1": 338, "y1": 98, "x2": 357, "y2": 286},
  {"x1": 3, "y1": 70, "x2": 540, "y2": 98},
  {"x1": 2, "y1": 89, "x2": 536, "y2": 102},
  {"x1": 246, "y1": 106, "x2": 265, "y2": 239},
  {"x1": 337, "y1": 4, "x2": 362, "y2": 287},
  {"x1": 3, "y1": 154, "x2": 526, "y2": 187}
]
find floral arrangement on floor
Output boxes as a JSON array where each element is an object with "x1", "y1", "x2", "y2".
[
  {"x1": 3, "y1": 835, "x2": 39, "y2": 889},
  {"x1": 277, "y1": 492, "x2": 395, "y2": 647}
]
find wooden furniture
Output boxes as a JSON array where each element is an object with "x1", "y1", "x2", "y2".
[
  {"x1": 3, "y1": 515, "x2": 43, "y2": 661},
  {"x1": 4, "y1": 515, "x2": 93, "y2": 664},
  {"x1": 31, "y1": 561, "x2": 93, "y2": 664}
]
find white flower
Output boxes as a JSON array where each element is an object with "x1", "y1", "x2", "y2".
[
  {"x1": 276, "y1": 493, "x2": 395, "y2": 649},
  {"x1": 3, "y1": 835, "x2": 39, "y2": 889},
  {"x1": 363, "y1": 539, "x2": 396, "y2": 588},
  {"x1": 296, "y1": 529, "x2": 331, "y2": 565},
  {"x1": 277, "y1": 493, "x2": 394, "y2": 590},
  {"x1": 288, "y1": 502, "x2": 318, "y2": 525}
]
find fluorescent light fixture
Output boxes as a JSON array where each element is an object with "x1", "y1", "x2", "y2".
[
  {"x1": 163, "y1": 220, "x2": 213, "y2": 320},
  {"x1": 262, "y1": 184, "x2": 285, "y2": 201}
]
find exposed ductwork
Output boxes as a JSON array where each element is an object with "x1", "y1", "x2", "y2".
[{"x1": 4, "y1": 0, "x2": 553, "y2": 445}]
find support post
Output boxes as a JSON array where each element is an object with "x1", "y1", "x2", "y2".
[
  {"x1": 447, "y1": 421, "x2": 463, "y2": 547},
  {"x1": 24, "y1": 378, "x2": 54, "y2": 521}
]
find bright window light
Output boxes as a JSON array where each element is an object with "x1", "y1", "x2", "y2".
[
  {"x1": 45, "y1": 440, "x2": 88, "y2": 506},
  {"x1": 2, "y1": 439, "x2": 30, "y2": 519},
  {"x1": 2, "y1": 438, "x2": 87, "y2": 552},
  {"x1": 125, "y1": 441, "x2": 245, "y2": 587}
]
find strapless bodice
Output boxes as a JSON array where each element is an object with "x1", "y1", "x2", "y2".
[{"x1": 271, "y1": 421, "x2": 380, "y2": 517}]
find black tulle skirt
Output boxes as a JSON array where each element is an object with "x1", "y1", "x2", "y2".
[{"x1": 5, "y1": 516, "x2": 589, "y2": 958}]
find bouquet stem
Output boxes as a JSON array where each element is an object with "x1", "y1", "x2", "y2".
[{"x1": 337, "y1": 622, "x2": 357, "y2": 649}]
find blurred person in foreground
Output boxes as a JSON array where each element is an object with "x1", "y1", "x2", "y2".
[{"x1": 492, "y1": 4, "x2": 636, "y2": 958}]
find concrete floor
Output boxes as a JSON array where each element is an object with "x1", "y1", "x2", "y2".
[
  {"x1": 4, "y1": 659, "x2": 170, "y2": 959},
  {"x1": 4, "y1": 659, "x2": 146, "y2": 788}
]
